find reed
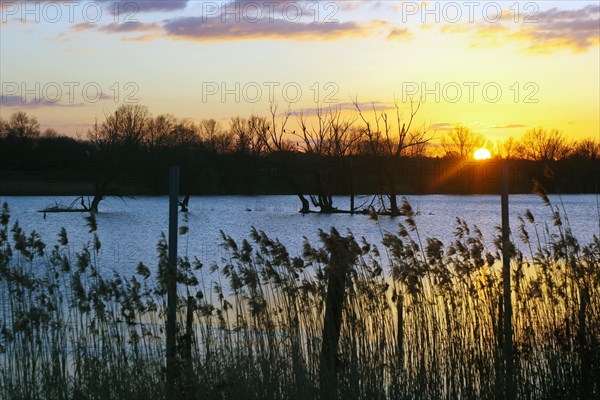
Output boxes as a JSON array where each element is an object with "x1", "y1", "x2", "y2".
[{"x1": 0, "y1": 195, "x2": 598, "y2": 399}]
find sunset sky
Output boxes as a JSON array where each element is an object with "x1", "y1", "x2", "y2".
[{"x1": 1, "y1": 0, "x2": 599, "y2": 143}]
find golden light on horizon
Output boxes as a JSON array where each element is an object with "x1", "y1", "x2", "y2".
[{"x1": 473, "y1": 148, "x2": 492, "y2": 160}]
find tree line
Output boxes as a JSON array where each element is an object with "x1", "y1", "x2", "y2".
[{"x1": 1, "y1": 105, "x2": 599, "y2": 213}]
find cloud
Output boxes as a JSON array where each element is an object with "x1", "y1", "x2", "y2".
[
  {"x1": 437, "y1": 4, "x2": 600, "y2": 53},
  {"x1": 107, "y1": 0, "x2": 190, "y2": 13},
  {"x1": 0, "y1": 0, "x2": 190, "y2": 12},
  {"x1": 491, "y1": 124, "x2": 528, "y2": 129},
  {"x1": 69, "y1": 20, "x2": 163, "y2": 40},
  {"x1": 0, "y1": 95, "x2": 84, "y2": 108},
  {"x1": 72, "y1": 22, "x2": 96, "y2": 32},
  {"x1": 98, "y1": 21, "x2": 162, "y2": 33},
  {"x1": 62, "y1": 1, "x2": 388, "y2": 42},
  {"x1": 387, "y1": 27, "x2": 412, "y2": 41},
  {"x1": 430, "y1": 122, "x2": 454, "y2": 131},
  {"x1": 71, "y1": 17, "x2": 380, "y2": 42},
  {"x1": 516, "y1": 5, "x2": 600, "y2": 53},
  {"x1": 1, "y1": 93, "x2": 115, "y2": 109},
  {"x1": 162, "y1": 16, "x2": 384, "y2": 42}
]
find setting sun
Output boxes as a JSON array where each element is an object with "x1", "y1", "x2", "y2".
[{"x1": 474, "y1": 148, "x2": 492, "y2": 160}]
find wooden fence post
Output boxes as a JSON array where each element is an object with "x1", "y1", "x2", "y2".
[
  {"x1": 166, "y1": 166, "x2": 179, "y2": 399},
  {"x1": 501, "y1": 162, "x2": 513, "y2": 399}
]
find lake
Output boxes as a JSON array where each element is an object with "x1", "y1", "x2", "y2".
[{"x1": 1, "y1": 194, "x2": 598, "y2": 277}]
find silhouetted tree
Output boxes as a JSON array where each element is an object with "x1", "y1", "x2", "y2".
[
  {"x1": 569, "y1": 138, "x2": 600, "y2": 160},
  {"x1": 495, "y1": 136, "x2": 519, "y2": 159},
  {"x1": 442, "y1": 125, "x2": 487, "y2": 159},
  {"x1": 168, "y1": 121, "x2": 202, "y2": 210},
  {"x1": 146, "y1": 114, "x2": 177, "y2": 148},
  {"x1": 227, "y1": 116, "x2": 268, "y2": 194},
  {"x1": 87, "y1": 104, "x2": 151, "y2": 212},
  {"x1": 230, "y1": 116, "x2": 266, "y2": 156},
  {"x1": 295, "y1": 106, "x2": 359, "y2": 213},
  {"x1": 0, "y1": 111, "x2": 41, "y2": 168},
  {"x1": 517, "y1": 127, "x2": 570, "y2": 161},
  {"x1": 199, "y1": 119, "x2": 232, "y2": 154},
  {"x1": 2, "y1": 111, "x2": 40, "y2": 141},
  {"x1": 3, "y1": 107, "x2": 599, "y2": 202},
  {"x1": 353, "y1": 98, "x2": 430, "y2": 215},
  {"x1": 256, "y1": 104, "x2": 312, "y2": 213},
  {"x1": 41, "y1": 128, "x2": 59, "y2": 138}
]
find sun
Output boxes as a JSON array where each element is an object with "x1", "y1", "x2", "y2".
[{"x1": 473, "y1": 148, "x2": 492, "y2": 160}]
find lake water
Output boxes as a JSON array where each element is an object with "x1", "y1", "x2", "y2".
[{"x1": 1, "y1": 195, "x2": 598, "y2": 278}]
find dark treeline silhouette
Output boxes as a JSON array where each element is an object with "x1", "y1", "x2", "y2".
[{"x1": 1, "y1": 107, "x2": 599, "y2": 213}]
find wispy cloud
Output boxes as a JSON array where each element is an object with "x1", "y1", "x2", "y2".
[
  {"x1": 0, "y1": 95, "x2": 84, "y2": 108},
  {"x1": 162, "y1": 17, "x2": 384, "y2": 41},
  {"x1": 1, "y1": 93, "x2": 115, "y2": 109},
  {"x1": 491, "y1": 124, "x2": 529, "y2": 129},
  {"x1": 107, "y1": 0, "x2": 190, "y2": 13},
  {"x1": 516, "y1": 5, "x2": 600, "y2": 53},
  {"x1": 72, "y1": 22, "x2": 97, "y2": 32},
  {"x1": 430, "y1": 122, "x2": 454, "y2": 131},
  {"x1": 0, "y1": 0, "x2": 190, "y2": 12},
  {"x1": 387, "y1": 27, "x2": 412, "y2": 41},
  {"x1": 62, "y1": 1, "x2": 392, "y2": 42},
  {"x1": 437, "y1": 5, "x2": 599, "y2": 53},
  {"x1": 98, "y1": 22, "x2": 162, "y2": 33},
  {"x1": 69, "y1": 20, "x2": 163, "y2": 41}
]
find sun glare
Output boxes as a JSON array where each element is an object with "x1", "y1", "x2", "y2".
[{"x1": 473, "y1": 148, "x2": 492, "y2": 160}]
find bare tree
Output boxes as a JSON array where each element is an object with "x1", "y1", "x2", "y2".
[
  {"x1": 0, "y1": 111, "x2": 41, "y2": 168},
  {"x1": 88, "y1": 104, "x2": 150, "y2": 147},
  {"x1": 230, "y1": 116, "x2": 266, "y2": 156},
  {"x1": 227, "y1": 116, "x2": 268, "y2": 194},
  {"x1": 146, "y1": 114, "x2": 177, "y2": 148},
  {"x1": 199, "y1": 119, "x2": 232, "y2": 153},
  {"x1": 168, "y1": 121, "x2": 201, "y2": 211},
  {"x1": 254, "y1": 103, "x2": 311, "y2": 213},
  {"x1": 86, "y1": 105, "x2": 151, "y2": 212},
  {"x1": 494, "y1": 136, "x2": 519, "y2": 159},
  {"x1": 516, "y1": 127, "x2": 570, "y2": 161},
  {"x1": 41, "y1": 128, "x2": 60, "y2": 138},
  {"x1": 3, "y1": 111, "x2": 40, "y2": 141},
  {"x1": 442, "y1": 125, "x2": 487, "y2": 159},
  {"x1": 353, "y1": 98, "x2": 430, "y2": 216},
  {"x1": 295, "y1": 106, "x2": 359, "y2": 213},
  {"x1": 570, "y1": 138, "x2": 600, "y2": 160},
  {"x1": 0, "y1": 117, "x2": 6, "y2": 139},
  {"x1": 160, "y1": 120, "x2": 199, "y2": 147}
]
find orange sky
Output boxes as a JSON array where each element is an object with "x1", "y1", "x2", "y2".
[{"x1": 1, "y1": 1, "x2": 599, "y2": 143}]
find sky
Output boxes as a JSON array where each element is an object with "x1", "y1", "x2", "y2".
[{"x1": 1, "y1": 0, "x2": 599, "y2": 143}]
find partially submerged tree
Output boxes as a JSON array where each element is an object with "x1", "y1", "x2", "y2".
[
  {"x1": 353, "y1": 98, "x2": 431, "y2": 216},
  {"x1": 87, "y1": 104, "x2": 150, "y2": 212},
  {"x1": 255, "y1": 104, "x2": 312, "y2": 214},
  {"x1": 295, "y1": 106, "x2": 360, "y2": 213}
]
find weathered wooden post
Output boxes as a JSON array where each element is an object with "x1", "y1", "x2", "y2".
[
  {"x1": 166, "y1": 166, "x2": 179, "y2": 399},
  {"x1": 501, "y1": 162, "x2": 513, "y2": 399},
  {"x1": 184, "y1": 296, "x2": 196, "y2": 400},
  {"x1": 319, "y1": 230, "x2": 359, "y2": 400},
  {"x1": 349, "y1": 157, "x2": 355, "y2": 215}
]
